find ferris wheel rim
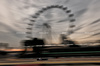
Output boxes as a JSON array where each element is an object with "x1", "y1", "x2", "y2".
[{"x1": 25, "y1": 5, "x2": 76, "y2": 40}]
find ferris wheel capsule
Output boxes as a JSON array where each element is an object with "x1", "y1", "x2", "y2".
[
  {"x1": 69, "y1": 14, "x2": 74, "y2": 17},
  {"x1": 62, "y1": 7, "x2": 67, "y2": 10},
  {"x1": 26, "y1": 28, "x2": 32, "y2": 30},
  {"x1": 47, "y1": 6, "x2": 52, "y2": 9},
  {"x1": 35, "y1": 13, "x2": 40, "y2": 16},
  {"x1": 70, "y1": 19, "x2": 75, "y2": 22},
  {"x1": 26, "y1": 36, "x2": 32, "y2": 38},
  {"x1": 66, "y1": 10, "x2": 71, "y2": 13},
  {"x1": 51, "y1": 5, "x2": 58, "y2": 8},
  {"x1": 39, "y1": 10, "x2": 44, "y2": 13},
  {"x1": 58, "y1": 5, "x2": 63, "y2": 8},
  {"x1": 42, "y1": 8, "x2": 48, "y2": 11},
  {"x1": 26, "y1": 32, "x2": 32, "y2": 34},
  {"x1": 70, "y1": 25, "x2": 75, "y2": 28},
  {"x1": 68, "y1": 30, "x2": 74, "y2": 34},
  {"x1": 30, "y1": 20, "x2": 35, "y2": 22},
  {"x1": 32, "y1": 16, "x2": 37, "y2": 18},
  {"x1": 28, "y1": 24, "x2": 33, "y2": 26}
]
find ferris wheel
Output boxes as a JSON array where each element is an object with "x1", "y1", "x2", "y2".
[{"x1": 25, "y1": 5, "x2": 76, "y2": 44}]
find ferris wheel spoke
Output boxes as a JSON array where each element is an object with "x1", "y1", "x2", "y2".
[
  {"x1": 70, "y1": 19, "x2": 76, "y2": 22},
  {"x1": 57, "y1": 18, "x2": 69, "y2": 23}
]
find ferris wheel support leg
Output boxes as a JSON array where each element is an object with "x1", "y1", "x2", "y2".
[{"x1": 18, "y1": 46, "x2": 27, "y2": 57}]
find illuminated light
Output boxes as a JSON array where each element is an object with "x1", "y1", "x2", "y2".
[
  {"x1": 66, "y1": 10, "x2": 71, "y2": 13},
  {"x1": 69, "y1": 14, "x2": 74, "y2": 17},
  {"x1": 70, "y1": 19, "x2": 75, "y2": 22}
]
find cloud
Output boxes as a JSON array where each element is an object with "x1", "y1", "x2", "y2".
[{"x1": 0, "y1": 0, "x2": 100, "y2": 47}]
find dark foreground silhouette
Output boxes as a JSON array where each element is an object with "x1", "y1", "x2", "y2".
[{"x1": 18, "y1": 38, "x2": 100, "y2": 58}]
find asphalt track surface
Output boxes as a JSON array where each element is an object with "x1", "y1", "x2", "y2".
[{"x1": 0, "y1": 57, "x2": 100, "y2": 65}]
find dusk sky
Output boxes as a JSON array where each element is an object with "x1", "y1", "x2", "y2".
[{"x1": 0, "y1": 0, "x2": 100, "y2": 47}]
